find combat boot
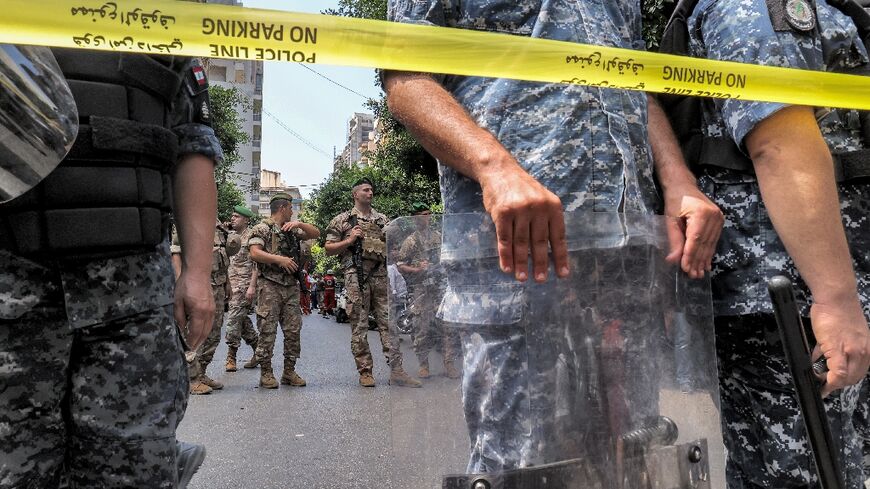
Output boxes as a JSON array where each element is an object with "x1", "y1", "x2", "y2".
[
  {"x1": 260, "y1": 368, "x2": 279, "y2": 389},
  {"x1": 225, "y1": 346, "x2": 238, "y2": 372},
  {"x1": 189, "y1": 379, "x2": 213, "y2": 395},
  {"x1": 389, "y1": 368, "x2": 422, "y2": 388},
  {"x1": 444, "y1": 362, "x2": 461, "y2": 379},
  {"x1": 200, "y1": 374, "x2": 223, "y2": 390},
  {"x1": 242, "y1": 355, "x2": 259, "y2": 369},
  {"x1": 417, "y1": 362, "x2": 430, "y2": 379},
  {"x1": 359, "y1": 371, "x2": 376, "y2": 387},
  {"x1": 280, "y1": 368, "x2": 307, "y2": 387}
]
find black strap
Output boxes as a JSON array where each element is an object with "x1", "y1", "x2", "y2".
[
  {"x1": 70, "y1": 116, "x2": 178, "y2": 165},
  {"x1": 119, "y1": 54, "x2": 183, "y2": 104},
  {"x1": 699, "y1": 136, "x2": 870, "y2": 182},
  {"x1": 699, "y1": 137, "x2": 754, "y2": 172},
  {"x1": 834, "y1": 148, "x2": 870, "y2": 181},
  {"x1": 359, "y1": 260, "x2": 382, "y2": 289}
]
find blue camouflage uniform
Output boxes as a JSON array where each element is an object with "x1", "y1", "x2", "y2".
[
  {"x1": 0, "y1": 54, "x2": 223, "y2": 487},
  {"x1": 389, "y1": 0, "x2": 663, "y2": 473},
  {"x1": 688, "y1": 0, "x2": 870, "y2": 486}
]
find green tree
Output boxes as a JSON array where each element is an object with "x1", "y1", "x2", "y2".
[
  {"x1": 303, "y1": 162, "x2": 440, "y2": 236},
  {"x1": 643, "y1": 0, "x2": 677, "y2": 50},
  {"x1": 208, "y1": 84, "x2": 252, "y2": 221},
  {"x1": 309, "y1": 242, "x2": 341, "y2": 275}
]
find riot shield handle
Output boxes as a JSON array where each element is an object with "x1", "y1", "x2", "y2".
[{"x1": 767, "y1": 276, "x2": 845, "y2": 489}]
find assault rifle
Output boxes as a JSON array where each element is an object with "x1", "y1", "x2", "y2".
[
  {"x1": 768, "y1": 276, "x2": 844, "y2": 489},
  {"x1": 347, "y1": 214, "x2": 365, "y2": 290},
  {"x1": 282, "y1": 226, "x2": 309, "y2": 294}
]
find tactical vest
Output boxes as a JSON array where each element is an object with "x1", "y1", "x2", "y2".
[
  {"x1": 658, "y1": 0, "x2": 870, "y2": 182},
  {"x1": 359, "y1": 218, "x2": 387, "y2": 262},
  {"x1": 0, "y1": 49, "x2": 185, "y2": 259},
  {"x1": 257, "y1": 218, "x2": 303, "y2": 286}
]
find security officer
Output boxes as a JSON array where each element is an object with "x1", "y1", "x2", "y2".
[
  {"x1": 248, "y1": 193, "x2": 320, "y2": 389},
  {"x1": 0, "y1": 48, "x2": 222, "y2": 487},
  {"x1": 171, "y1": 219, "x2": 240, "y2": 394},
  {"x1": 683, "y1": 0, "x2": 870, "y2": 486},
  {"x1": 325, "y1": 178, "x2": 421, "y2": 388},
  {"x1": 225, "y1": 204, "x2": 260, "y2": 372},
  {"x1": 397, "y1": 202, "x2": 460, "y2": 379}
]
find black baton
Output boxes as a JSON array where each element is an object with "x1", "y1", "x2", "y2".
[{"x1": 768, "y1": 276, "x2": 844, "y2": 489}]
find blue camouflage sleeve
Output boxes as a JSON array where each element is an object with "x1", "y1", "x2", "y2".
[
  {"x1": 388, "y1": 0, "x2": 446, "y2": 26},
  {"x1": 696, "y1": 0, "x2": 824, "y2": 147}
]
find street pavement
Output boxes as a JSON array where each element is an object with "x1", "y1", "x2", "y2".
[
  {"x1": 178, "y1": 312, "x2": 726, "y2": 489},
  {"x1": 177, "y1": 312, "x2": 467, "y2": 489}
]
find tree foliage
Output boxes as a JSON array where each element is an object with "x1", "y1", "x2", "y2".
[
  {"x1": 323, "y1": 0, "x2": 387, "y2": 21},
  {"x1": 303, "y1": 161, "x2": 440, "y2": 240},
  {"x1": 309, "y1": 242, "x2": 341, "y2": 275},
  {"x1": 642, "y1": 0, "x2": 677, "y2": 50},
  {"x1": 208, "y1": 85, "x2": 252, "y2": 221}
]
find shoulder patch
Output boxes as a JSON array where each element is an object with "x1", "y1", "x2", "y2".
[{"x1": 766, "y1": 0, "x2": 816, "y2": 33}]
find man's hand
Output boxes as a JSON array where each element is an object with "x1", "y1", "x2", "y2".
[
  {"x1": 662, "y1": 184, "x2": 724, "y2": 279},
  {"x1": 349, "y1": 225, "x2": 364, "y2": 241},
  {"x1": 245, "y1": 285, "x2": 256, "y2": 304},
  {"x1": 278, "y1": 256, "x2": 298, "y2": 274},
  {"x1": 174, "y1": 271, "x2": 215, "y2": 349},
  {"x1": 810, "y1": 299, "x2": 870, "y2": 397},
  {"x1": 479, "y1": 167, "x2": 569, "y2": 283},
  {"x1": 281, "y1": 221, "x2": 298, "y2": 232}
]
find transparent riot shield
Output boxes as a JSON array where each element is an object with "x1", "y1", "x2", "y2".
[
  {"x1": 0, "y1": 44, "x2": 78, "y2": 203},
  {"x1": 386, "y1": 212, "x2": 725, "y2": 489}
]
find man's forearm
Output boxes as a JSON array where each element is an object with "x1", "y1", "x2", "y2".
[
  {"x1": 295, "y1": 222, "x2": 321, "y2": 240},
  {"x1": 250, "y1": 246, "x2": 288, "y2": 266},
  {"x1": 173, "y1": 154, "x2": 216, "y2": 276},
  {"x1": 325, "y1": 238, "x2": 353, "y2": 256},
  {"x1": 249, "y1": 265, "x2": 258, "y2": 290},
  {"x1": 748, "y1": 106, "x2": 859, "y2": 304},
  {"x1": 384, "y1": 71, "x2": 519, "y2": 184},
  {"x1": 648, "y1": 95, "x2": 697, "y2": 191}
]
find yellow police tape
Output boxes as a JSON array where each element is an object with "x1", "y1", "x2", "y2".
[{"x1": 2, "y1": 0, "x2": 869, "y2": 109}]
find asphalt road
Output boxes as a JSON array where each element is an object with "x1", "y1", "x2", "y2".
[
  {"x1": 177, "y1": 312, "x2": 468, "y2": 489},
  {"x1": 178, "y1": 313, "x2": 726, "y2": 489}
]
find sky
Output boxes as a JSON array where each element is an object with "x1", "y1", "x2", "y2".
[{"x1": 239, "y1": 0, "x2": 383, "y2": 197}]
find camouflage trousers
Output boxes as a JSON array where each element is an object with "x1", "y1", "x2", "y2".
[
  {"x1": 224, "y1": 280, "x2": 258, "y2": 350},
  {"x1": 407, "y1": 284, "x2": 458, "y2": 365},
  {"x1": 254, "y1": 280, "x2": 302, "y2": 372},
  {"x1": 444, "y1": 251, "x2": 663, "y2": 475},
  {"x1": 856, "y1": 377, "x2": 870, "y2": 480},
  {"x1": 188, "y1": 285, "x2": 225, "y2": 380},
  {"x1": 715, "y1": 315, "x2": 864, "y2": 488},
  {"x1": 0, "y1": 305, "x2": 188, "y2": 488},
  {"x1": 346, "y1": 270, "x2": 402, "y2": 373}
]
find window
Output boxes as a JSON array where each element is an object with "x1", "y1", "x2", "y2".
[
  {"x1": 253, "y1": 99, "x2": 262, "y2": 122},
  {"x1": 208, "y1": 66, "x2": 227, "y2": 82}
]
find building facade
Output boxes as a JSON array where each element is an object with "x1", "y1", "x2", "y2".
[
  {"x1": 205, "y1": 0, "x2": 264, "y2": 214},
  {"x1": 259, "y1": 170, "x2": 304, "y2": 219},
  {"x1": 335, "y1": 112, "x2": 376, "y2": 170}
]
